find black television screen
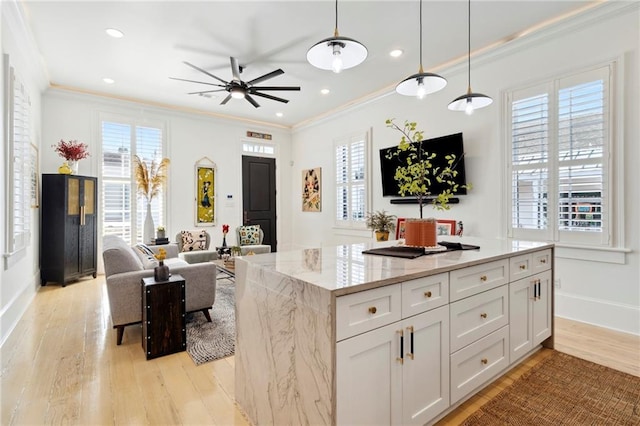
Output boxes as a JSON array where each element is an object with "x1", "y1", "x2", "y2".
[{"x1": 379, "y1": 132, "x2": 467, "y2": 197}]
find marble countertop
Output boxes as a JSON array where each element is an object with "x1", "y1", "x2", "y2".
[{"x1": 239, "y1": 237, "x2": 553, "y2": 296}]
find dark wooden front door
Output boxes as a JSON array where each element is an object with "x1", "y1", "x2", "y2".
[{"x1": 242, "y1": 156, "x2": 277, "y2": 252}]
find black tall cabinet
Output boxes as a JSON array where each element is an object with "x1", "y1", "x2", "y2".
[{"x1": 41, "y1": 174, "x2": 98, "y2": 286}]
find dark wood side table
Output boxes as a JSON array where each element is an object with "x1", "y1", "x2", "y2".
[{"x1": 141, "y1": 274, "x2": 186, "y2": 360}]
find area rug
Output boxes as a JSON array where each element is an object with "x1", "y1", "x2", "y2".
[
  {"x1": 185, "y1": 280, "x2": 235, "y2": 365},
  {"x1": 462, "y1": 351, "x2": 640, "y2": 425}
]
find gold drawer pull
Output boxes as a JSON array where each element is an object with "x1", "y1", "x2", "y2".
[
  {"x1": 480, "y1": 275, "x2": 488, "y2": 282},
  {"x1": 481, "y1": 358, "x2": 488, "y2": 365},
  {"x1": 519, "y1": 265, "x2": 526, "y2": 270},
  {"x1": 480, "y1": 313, "x2": 487, "y2": 319},
  {"x1": 540, "y1": 258, "x2": 547, "y2": 264},
  {"x1": 368, "y1": 306, "x2": 377, "y2": 314},
  {"x1": 424, "y1": 291, "x2": 432, "y2": 298}
]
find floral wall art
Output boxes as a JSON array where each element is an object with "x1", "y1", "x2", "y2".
[{"x1": 302, "y1": 167, "x2": 321, "y2": 212}]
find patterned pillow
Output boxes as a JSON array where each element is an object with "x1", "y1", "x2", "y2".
[
  {"x1": 239, "y1": 225, "x2": 261, "y2": 245},
  {"x1": 180, "y1": 230, "x2": 208, "y2": 252},
  {"x1": 134, "y1": 244, "x2": 159, "y2": 269}
]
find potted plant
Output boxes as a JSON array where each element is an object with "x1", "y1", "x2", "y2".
[
  {"x1": 366, "y1": 210, "x2": 397, "y2": 241},
  {"x1": 134, "y1": 155, "x2": 170, "y2": 243}
]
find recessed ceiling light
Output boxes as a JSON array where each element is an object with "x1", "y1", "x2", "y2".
[
  {"x1": 276, "y1": 112, "x2": 284, "y2": 117},
  {"x1": 105, "y1": 28, "x2": 124, "y2": 38},
  {"x1": 389, "y1": 49, "x2": 404, "y2": 58},
  {"x1": 320, "y1": 88, "x2": 330, "y2": 95},
  {"x1": 102, "y1": 78, "x2": 115, "y2": 84}
]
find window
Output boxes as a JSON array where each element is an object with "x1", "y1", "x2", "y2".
[
  {"x1": 507, "y1": 64, "x2": 613, "y2": 246},
  {"x1": 242, "y1": 141, "x2": 275, "y2": 156},
  {"x1": 4, "y1": 54, "x2": 32, "y2": 255},
  {"x1": 101, "y1": 116, "x2": 166, "y2": 244},
  {"x1": 335, "y1": 132, "x2": 370, "y2": 228}
]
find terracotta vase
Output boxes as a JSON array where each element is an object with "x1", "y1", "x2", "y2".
[{"x1": 404, "y1": 218, "x2": 437, "y2": 247}]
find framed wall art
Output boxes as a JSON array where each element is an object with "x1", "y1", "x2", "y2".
[
  {"x1": 436, "y1": 219, "x2": 457, "y2": 236},
  {"x1": 302, "y1": 167, "x2": 321, "y2": 212},
  {"x1": 396, "y1": 218, "x2": 406, "y2": 240},
  {"x1": 195, "y1": 157, "x2": 216, "y2": 226}
]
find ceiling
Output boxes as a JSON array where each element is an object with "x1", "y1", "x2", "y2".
[{"x1": 21, "y1": 1, "x2": 598, "y2": 128}]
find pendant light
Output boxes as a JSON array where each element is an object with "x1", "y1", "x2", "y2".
[
  {"x1": 448, "y1": 0, "x2": 493, "y2": 114},
  {"x1": 396, "y1": 0, "x2": 447, "y2": 98},
  {"x1": 307, "y1": 0, "x2": 367, "y2": 73}
]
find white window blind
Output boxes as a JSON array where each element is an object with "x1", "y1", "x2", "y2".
[
  {"x1": 335, "y1": 133, "x2": 369, "y2": 228},
  {"x1": 4, "y1": 55, "x2": 32, "y2": 255},
  {"x1": 101, "y1": 118, "x2": 165, "y2": 244},
  {"x1": 508, "y1": 65, "x2": 612, "y2": 246}
]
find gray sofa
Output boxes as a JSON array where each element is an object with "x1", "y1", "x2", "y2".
[{"x1": 102, "y1": 235, "x2": 217, "y2": 345}]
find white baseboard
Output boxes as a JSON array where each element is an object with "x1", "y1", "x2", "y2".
[
  {"x1": 0, "y1": 272, "x2": 39, "y2": 348},
  {"x1": 555, "y1": 291, "x2": 640, "y2": 336}
]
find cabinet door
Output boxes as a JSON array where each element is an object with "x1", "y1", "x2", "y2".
[
  {"x1": 532, "y1": 270, "x2": 552, "y2": 346},
  {"x1": 337, "y1": 322, "x2": 402, "y2": 425},
  {"x1": 64, "y1": 177, "x2": 81, "y2": 277},
  {"x1": 80, "y1": 177, "x2": 97, "y2": 274},
  {"x1": 509, "y1": 277, "x2": 533, "y2": 362},
  {"x1": 402, "y1": 306, "x2": 449, "y2": 426}
]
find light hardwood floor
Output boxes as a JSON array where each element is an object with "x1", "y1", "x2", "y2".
[{"x1": 1, "y1": 276, "x2": 638, "y2": 425}]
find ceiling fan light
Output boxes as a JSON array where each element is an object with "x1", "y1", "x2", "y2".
[
  {"x1": 396, "y1": 72, "x2": 447, "y2": 97},
  {"x1": 447, "y1": 92, "x2": 493, "y2": 112},
  {"x1": 230, "y1": 86, "x2": 245, "y2": 99},
  {"x1": 307, "y1": 36, "x2": 367, "y2": 71}
]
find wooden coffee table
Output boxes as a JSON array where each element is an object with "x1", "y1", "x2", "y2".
[{"x1": 212, "y1": 259, "x2": 235, "y2": 282}]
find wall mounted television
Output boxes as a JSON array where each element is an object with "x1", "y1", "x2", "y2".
[{"x1": 379, "y1": 132, "x2": 467, "y2": 198}]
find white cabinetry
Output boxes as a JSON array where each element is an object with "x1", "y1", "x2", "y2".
[
  {"x1": 510, "y1": 270, "x2": 552, "y2": 363},
  {"x1": 337, "y1": 275, "x2": 450, "y2": 426}
]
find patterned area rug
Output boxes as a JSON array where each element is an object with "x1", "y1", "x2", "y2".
[
  {"x1": 185, "y1": 279, "x2": 235, "y2": 365},
  {"x1": 462, "y1": 351, "x2": 640, "y2": 425}
]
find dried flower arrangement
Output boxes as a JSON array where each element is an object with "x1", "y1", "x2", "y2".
[
  {"x1": 133, "y1": 155, "x2": 170, "y2": 202},
  {"x1": 52, "y1": 139, "x2": 90, "y2": 161}
]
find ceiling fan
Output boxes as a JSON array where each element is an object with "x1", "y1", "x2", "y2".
[{"x1": 170, "y1": 57, "x2": 300, "y2": 108}]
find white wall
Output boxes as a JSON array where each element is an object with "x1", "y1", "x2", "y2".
[
  {"x1": 0, "y1": 1, "x2": 48, "y2": 345},
  {"x1": 41, "y1": 90, "x2": 294, "y2": 266},
  {"x1": 290, "y1": 4, "x2": 640, "y2": 334}
]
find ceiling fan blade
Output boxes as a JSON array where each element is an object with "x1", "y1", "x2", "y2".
[
  {"x1": 230, "y1": 57, "x2": 242, "y2": 81},
  {"x1": 245, "y1": 94, "x2": 260, "y2": 108},
  {"x1": 220, "y1": 94, "x2": 233, "y2": 105},
  {"x1": 187, "y1": 89, "x2": 227, "y2": 95},
  {"x1": 183, "y1": 61, "x2": 228, "y2": 85},
  {"x1": 246, "y1": 69, "x2": 284, "y2": 86},
  {"x1": 169, "y1": 76, "x2": 226, "y2": 87},
  {"x1": 250, "y1": 86, "x2": 301, "y2": 91},
  {"x1": 250, "y1": 91, "x2": 290, "y2": 104}
]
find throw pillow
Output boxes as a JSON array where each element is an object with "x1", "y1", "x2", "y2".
[
  {"x1": 181, "y1": 230, "x2": 208, "y2": 252},
  {"x1": 239, "y1": 225, "x2": 261, "y2": 245},
  {"x1": 133, "y1": 243, "x2": 159, "y2": 269}
]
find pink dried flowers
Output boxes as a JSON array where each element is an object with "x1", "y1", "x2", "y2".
[{"x1": 52, "y1": 139, "x2": 90, "y2": 161}]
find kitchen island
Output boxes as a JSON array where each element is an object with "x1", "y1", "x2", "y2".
[{"x1": 235, "y1": 238, "x2": 554, "y2": 425}]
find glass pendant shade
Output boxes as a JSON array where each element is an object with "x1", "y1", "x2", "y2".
[{"x1": 307, "y1": 35, "x2": 368, "y2": 73}]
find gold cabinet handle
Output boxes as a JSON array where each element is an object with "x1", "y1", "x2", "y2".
[
  {"x1": 397, "y1": 329, "x2": 404, "y2": 364},
  {"x1": 480, "y1": 275, "x2": 488, "y2": 282},
  {"x1": 519, "y1": 264, "x2": 526, "y2": 270},
  {"x1": 480, "y1": 313, "x2": 487, "y2": 319},
  {"x1": 406, "y1": 326, "x2": 414, "y2": 360},
  {"x1": 481, "y1": 358, "x2": 488, "y2": 365},
  {"x1": 368, "y1": 306, "x2": 377, "y2": 315},
  {"x1": 424, "y1": 291, "x2": 432, "y2": 298}
]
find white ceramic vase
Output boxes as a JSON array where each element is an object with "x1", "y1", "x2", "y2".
[{"x1": 143, "y1": 203, "x2": 155, "y2": 244}]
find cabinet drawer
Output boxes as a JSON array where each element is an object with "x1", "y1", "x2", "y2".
[
  {"x1": 401, "y1": 273, "x2": 449, "y2": 318},
  {"x1": 532, "y1": 249, "x2": 552, "y2": 274},
  {"x1": 450, "y1": 326, "x2": 510, "y2": 404},
  {"x1": 450, "y1": 286, "x2": 509, "y2": 353},
  {"x1": 336, "y1": 284, "x2": 401, "y2": 341},
  {"x1": 509, "y1": 254, "x2": 532, "y2": 282},
  {"x1": 450, "y1": 259, "x2": 509, "y2": 302}
]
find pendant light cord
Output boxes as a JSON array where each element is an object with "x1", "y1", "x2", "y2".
[
  {"x1": 467, "y1": 0, "x2": 471, "y2": 89},
  {"x1": 335, "y1": 0, "x2": 339, "y2": 34},
  {"x1": 419, "y1": 0, "x2": 423, "y2": 70}
]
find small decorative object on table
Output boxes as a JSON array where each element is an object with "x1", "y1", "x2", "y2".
[
  {"x1": 365, "y1": 210, "x2": 397, "y2": 241},
  {"x1": 134, "y1": 155, "x2": 170, "y2": 244},
  {"x1": 153, "y1": 248, "x2": 170, "y2": 281},
  {"x1": 52, "y1": 139, "x2": 90, "y2": 175},
  {"x1": 156, "y1": 226, "x2": 166, "y2": 240},
  {"x1": 221, "y1": 223, "x2": 229, "y2": 248}
]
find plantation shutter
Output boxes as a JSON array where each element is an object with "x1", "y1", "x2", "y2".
[
  {"x1": 101, "y1": 118, "x2": 164, "y2": 244},
  {"x1": 508, "y1": 65, "x2": 611, "y2": 246},
  {"x1": 335, "y1": 134, "x2": 368, "y2": 228}
]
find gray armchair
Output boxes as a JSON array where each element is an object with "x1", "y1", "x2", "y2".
[{"x1": 102, "y1": 235, "x2": 217, "y2": 345}]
